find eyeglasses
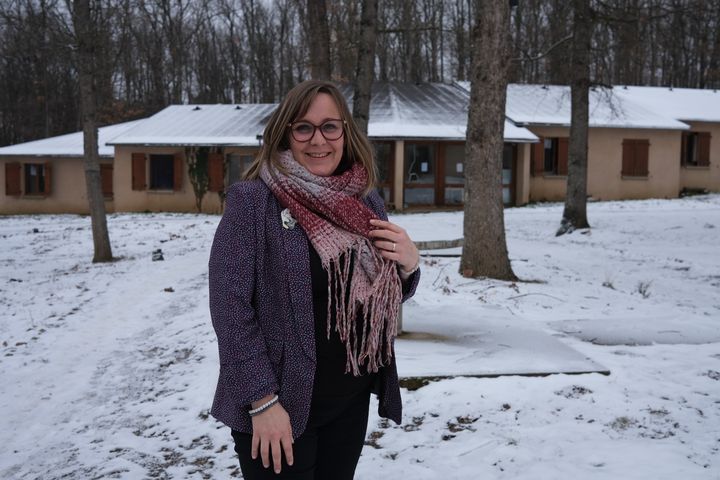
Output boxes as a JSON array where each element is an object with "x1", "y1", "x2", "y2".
[{"x1": 287, "y1": 119, "x2": 346, "y2": 142}]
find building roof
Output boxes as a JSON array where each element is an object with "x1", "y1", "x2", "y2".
[
  {"x1": 614, "y1": 86, "x2": 720, "y2": 123},
  {"x1": 107, "y1": 104, "x2": 276, "y2": 147},
  {"x1": 456, "y1": 82, "x2": 690, "y2": 130},
  {"x1": 0, "y1": 120, "x2": 144, "y2": 158},
  {"x1": 357, "y1": 82, "x2": 537, "y2": 142},
  {"x1": 108, "y1": 83, "x2": 537, "y2": 145}
]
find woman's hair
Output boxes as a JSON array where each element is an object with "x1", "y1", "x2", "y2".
[{"x1": 244, "y1": 80, "x2": 377, "y2": 195}]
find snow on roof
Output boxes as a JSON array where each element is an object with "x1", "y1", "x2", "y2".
[
  {"x1": 455, "y1": 82, "x2": 689, "y2": 130},
  {"x1": 359, "y1": 82, "x2": 537, "y2": 142},
  {"x1": 0, "y1": 120, "x2": 145, "y2": 158},
  {"x1": 505, "y1": 84, "x2": 689, "y2": 130},
  {"x1": 614, "y1": 86, "x2": 720, "y2": 123},
  {"x1": 108, "y1": 104, "x2": 275, "y2": 147}
]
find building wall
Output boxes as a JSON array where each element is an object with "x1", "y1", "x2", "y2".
[
  {"x1": 0, "y1": 156, "x2": 114, "y2": 215},
  {"x1": 515, "y1": 143, "x2": 532, "y2": 206},
  {"x1": 113, "y1": 146, "x2": 258, "y2": 214},
  {"x1": 527, "y1": 126, "x2": 683, "y2": 202},
  {"x1": 680, "y1": 121, "x2": 720, "y2": 192}
]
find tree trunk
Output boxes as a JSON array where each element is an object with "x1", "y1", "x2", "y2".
[
  {"x1": 460, "y1": 0, "x2": 516, "y2": 281},
  {"x1": 71, "y1": 0, "x2": 113, "y2": 263},
  {"x1": 352, "y1": 0, "x2": 377, "y2": 135},
  {"x1": 558, "y1": 0, "x2": 591, "y2": 236},
  {"x1": 306, "y1": 0, "x2": 331, "y2": 79}
]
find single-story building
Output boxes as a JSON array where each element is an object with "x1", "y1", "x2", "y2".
[
  {"x1": 2, "y1": 82, "x2": 718, "y2": 215},
  {"x1": 0, "y1": 120, "x2": 143, "y2": 214}
]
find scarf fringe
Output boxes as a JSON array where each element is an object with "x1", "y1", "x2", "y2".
[{"x1": 325, "y1": 239, "x2": 402, "y2": 376}]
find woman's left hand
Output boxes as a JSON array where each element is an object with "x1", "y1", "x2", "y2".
[{"x1": 368, "y1": 218, "x2": 419, "y2": 274}]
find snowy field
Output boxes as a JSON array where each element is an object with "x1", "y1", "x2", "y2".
[{"x1": 1, "y1": 194, "x2": 719, "y2": 479}]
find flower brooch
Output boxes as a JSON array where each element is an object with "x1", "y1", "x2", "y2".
[{"x1": 281, "y1": 208, "x2": 297, "y2": 230}]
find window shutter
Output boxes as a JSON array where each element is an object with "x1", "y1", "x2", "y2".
[
  {"x1": 557, "y1": 137, "x2": 569, "y2": 175},
  {"x1": 622, "y1": 140, "x2": 635, "y2": 176},
  {"x1": 5, "y1": 162, "x2": 21, "y2": 195},
  {"x1": 173, "y1": 153, "x2": 183, "y2": 191},
  {"x1": 44, "y1": 162, "x2": 52, "y2": 195},
  {"x1": 531, "y1": 138, "x2": 544, "y2": 176},
  {"x1": 208, "y1": 152, "x2": 225, "y2": 192},
  {"x1": 698, "y1": 132, "x2": 711, "y2": 166},
  {"x1": 131, "y1": 153, "x2": 146, "y2": 190},
  {"x1": 680, "y1": 132, "x2": 688, "y2": 166},
  {"x1": 100, "y1": 164, "x2": 113, "y2": 196},
  {"x1": 635, "y1": 140, "x2": 649, "y2": 176}
]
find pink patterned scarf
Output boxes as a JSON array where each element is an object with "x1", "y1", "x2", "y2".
[{"x1": 259, "y1": 150, "x2": 401, "y2": 375}]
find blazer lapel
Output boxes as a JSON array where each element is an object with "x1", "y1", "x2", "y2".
[{"x1": 279, "y1": 212, "x2": 316, "y2": 360}]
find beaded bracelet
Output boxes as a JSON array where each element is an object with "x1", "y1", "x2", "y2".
[{"x1": 248, "y1": 395, "x2": 279, "y2": 417}]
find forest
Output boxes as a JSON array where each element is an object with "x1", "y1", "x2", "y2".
[{"x1": 1, "y1": 0, "x2": 718, "y2": 148}]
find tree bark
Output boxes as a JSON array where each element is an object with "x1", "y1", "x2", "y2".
[
  {"x1": 352, "y1": 0, "x2": 377, "y2": 135},
  {"x1": 460, "y1": 0, "x2": 516, "y2": 281},
  {"x1": 558, "y1": 0, "x2": 591, "y2": 236},
  {"x1": 306, "y1": 0, "x2": 331, "y2": 79},
  {"x1": 71, "y1": 0, "x2": 113, "y2": 262}
]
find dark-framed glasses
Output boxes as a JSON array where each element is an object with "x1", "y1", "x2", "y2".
[{"x1": 287, "y1": 119, "x2": 346, "y2": 142}]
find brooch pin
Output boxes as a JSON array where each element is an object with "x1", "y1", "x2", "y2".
[{"x1": 281, "y1": 208, "x2": 297, "y2": 230}]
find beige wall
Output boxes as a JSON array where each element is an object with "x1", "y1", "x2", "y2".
[
  {"x1": 113, "y1": 146, "x2": 258, "y2": 214},
  {"x1": 515, "y1": 143, "x2": 532, "y2": 206},
  {"x1": 1, "y1": 156, "x2": 114, "y2": 215},
  {"x1": 680, "y1": 121, "x2": 720, "y2": 192},
  {"x1": 527, "y1": 126, "x2": 683, "y2": 202}
]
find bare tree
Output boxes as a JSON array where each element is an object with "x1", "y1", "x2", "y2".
[
  {"x1": 460, "y1": 0, "x2": 516, "y2": 281},
  {"x1": 352, "y1": 0, "x2": 377, "y2": 134},
  {"x1": 69, "y1": 0, "x2": 113, "y2": 262},
  {"x1": 557, "y1": 0, "x2": 592, "y2": 236},
  {"x1": 305, "y1": 0, "x2": 331, "y2": 79}
]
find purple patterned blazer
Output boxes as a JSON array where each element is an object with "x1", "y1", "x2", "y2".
[{"x1": 208, "y1": 180, "x2": 420, "y2": 439}]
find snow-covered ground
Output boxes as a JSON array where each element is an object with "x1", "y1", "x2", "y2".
[{"x1": 1, "y1": 194, "x2": 719, "y2": 479}]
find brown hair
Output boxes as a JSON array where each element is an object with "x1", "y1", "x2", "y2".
[{"x1": 244, "y1": 80, "x2": 377, "y2": 196}]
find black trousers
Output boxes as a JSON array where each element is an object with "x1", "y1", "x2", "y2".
[{"x1": 232, "y1": 389, "x2": 371, "y2": 480}]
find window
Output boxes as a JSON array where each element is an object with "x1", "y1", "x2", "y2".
[
  {"x1": 24, "y1": 163, "x2": 51, "y2": 195},
  {"x1": 149, "y1": 154, "x2": 175, "y2": 190},
  {"x1": 532, "y1": 137, "x2": 568, "y2": 176},
  {"x1": 373, "y1": 142, "x2": 394, "y2": 206},
  {"x1": 444, "y1": 144, "x2": 464, "y2": 205},
  {"x1": 622, "y1": 139, "x2": 649, "y2": 177},
  {"x1": 681, "y1": 132, "x2": 711, "y2": 167},
  {"x1": 404, "y1": 143, "x2": 435, "y2": 206},
  {"x1": 227, "y1": 153, "x2": 254, "y2": 184}
]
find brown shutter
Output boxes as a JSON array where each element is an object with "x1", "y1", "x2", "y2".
[
  {"x1": 680, "y1": 132, "x2": 688, "y2": 166},
  {"x1": 131, "y1": 153, "x2": 146, "y2": 190},
  {"x1": 635, "y1": 139, "x2": 649, "y2": 176},
  {"x1": 622, "y1": 140, "x2": 635, "y2": 176},
  {"x1": 698, "y1": 132, "x2": 711, "y2": 167},
  {"x1": 173, "y1": 152, "x2": 183, "y2": 191},
  {"x1": 557, "y1": 137, "x2": 569, "y2": 175},
  {"x1": 208, "y1": 152, "x2": 225, "y2": 192},
  {"x1": 531, "y1": 138, "x2": 544, "y2": 176},
  {"x1": 43, "y1": 162, "x2": 52, "y2": 195},
  {"x1": 100, "y1": 164, "x2": 113, "y2": 196},
  {"x1": 5, "y1": 162, "x2": 21, "y2": 195}
]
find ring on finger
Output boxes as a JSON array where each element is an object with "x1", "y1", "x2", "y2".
[{"x1": 392, "y1": 242, "x2": 396, "y2": 252}]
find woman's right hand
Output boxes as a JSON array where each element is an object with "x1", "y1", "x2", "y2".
[{"x1": 250, "y1": 395, "x2": 294, "y2": 474}]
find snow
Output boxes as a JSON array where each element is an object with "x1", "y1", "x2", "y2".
[
  {"x1": 107, "y1": 104, "x2": 276, "y2": 147},
  {"x1": 616, "y1": 86, "x2": 720, "y2": 123},
  {"x1": 0, "y1": 120, "x2": 145, "y2": 158},
  {"x1": 1, "y1": 194, "x2": 720, "y2": 478}
]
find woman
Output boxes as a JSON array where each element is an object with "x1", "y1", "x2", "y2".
[{"x1": 208, "y1": 80, "x2": 420, "y2": 479}]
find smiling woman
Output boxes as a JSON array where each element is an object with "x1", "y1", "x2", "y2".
[{"x1": 208, "y1": 80, "x2": 421, "y2": 479}]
